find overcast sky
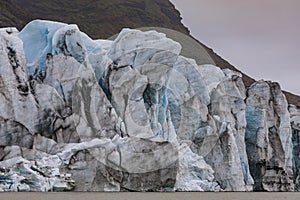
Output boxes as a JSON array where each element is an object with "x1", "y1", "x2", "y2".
[{"x1": 171, "y1": 0, "x2": 300, "y2": 95}]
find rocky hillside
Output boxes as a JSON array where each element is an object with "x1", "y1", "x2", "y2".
[
  {"x1": 0, "y1": 0, "x2": 189, "y2": 38},
  {"x1": 0, "y1": 0, "x2": 298, "y2": 106}
]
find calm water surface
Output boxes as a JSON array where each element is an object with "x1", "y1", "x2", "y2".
[{"x1": 1, "y1": 192, "x2": 300, "y2": 200}]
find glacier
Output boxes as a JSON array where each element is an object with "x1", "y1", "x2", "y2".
[{"x1": 0, "y1": 20, "x2": 299, "y2": 191}]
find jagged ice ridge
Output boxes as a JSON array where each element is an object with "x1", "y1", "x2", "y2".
[{"x1": 0, "y1": 20, "x2": 299, "y2": 192}]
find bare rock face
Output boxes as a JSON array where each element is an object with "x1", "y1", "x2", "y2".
[
  {"x1": 0, "y1": 20, "x2": 298, "y2": 192},
  {"x1": 245, "y1": 81, "x2": 294, "y2": 191}
]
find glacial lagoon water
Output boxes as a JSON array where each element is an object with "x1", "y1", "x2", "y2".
[{"x1": 1, "y1": 192, "x2": 300, "y2": 200}]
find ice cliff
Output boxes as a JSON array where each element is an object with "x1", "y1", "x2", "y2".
[{"x1": 0, "y1": 20, "x2": 299, "y2": 192}]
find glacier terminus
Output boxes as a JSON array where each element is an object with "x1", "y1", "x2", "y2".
[{"x1": 0, "y1": 20, "x2": 299, "y2": 192}]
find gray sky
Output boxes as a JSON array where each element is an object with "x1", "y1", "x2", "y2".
[{"x1": 171, "y1": 0, "x2": 300, "y2": 95}]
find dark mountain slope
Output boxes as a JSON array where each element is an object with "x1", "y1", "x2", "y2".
[
  {"x1": 0, "y1": 0, "x2": 298, "y2": 106},
  {"x1": 0, "y1": 0, "x2": 189, "y2": 37}
]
